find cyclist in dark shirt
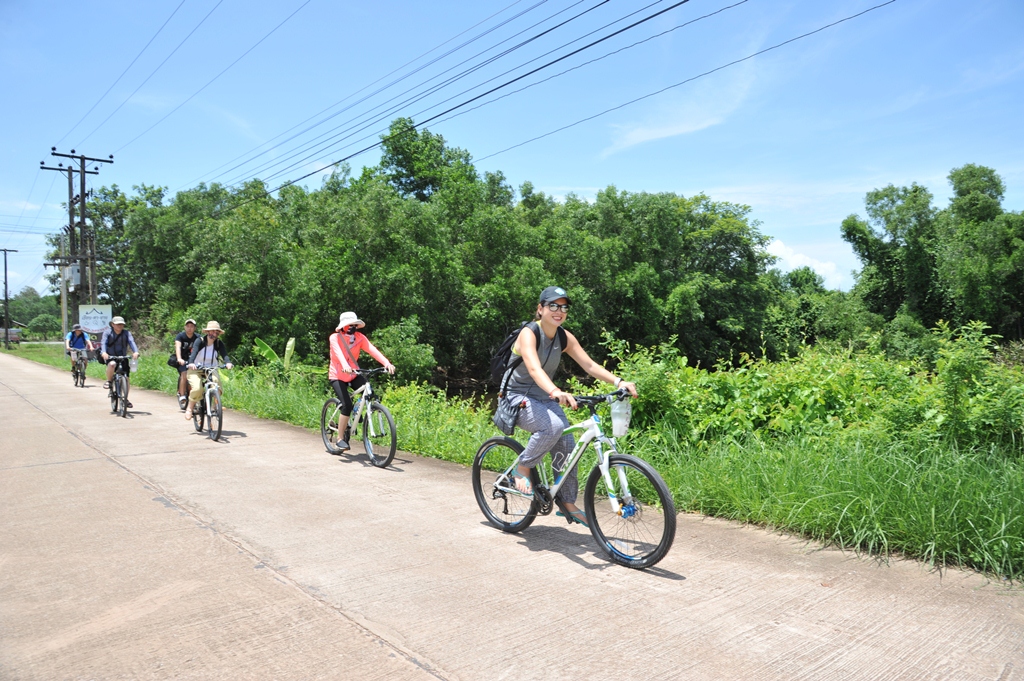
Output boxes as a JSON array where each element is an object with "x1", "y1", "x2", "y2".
[
  {"x1": 100, "y1": 316, "x2": 140, "y2": 408},
  {"x1": 173, "y1": 319, "x2": 200, "y2": 410}
]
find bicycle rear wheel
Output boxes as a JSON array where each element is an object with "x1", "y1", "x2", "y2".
[
  {"x1": 109, "y1": 379, "x2": 119, "y2": 413},
  {"x1": 116, "y1": 376, "x2": 128, "y2": 418},
  {"x1": 584, "y1": 454, "x2": 676, "y2": 569},
  {"x1": 77, "y1": 360, "x2": 87, "y2": 387},
  {"x1": 472, "y1": 437, "x2": 539, "y2": 533},
  {"x1": 362, "y1": 402, "x2": 396, "y2": 468},
  {"x1": 207, "y1": 391, "x2": 222, "y2": 441},
  {"x1": 320, "y1": 398, "x2": 343, "y2": 453}
]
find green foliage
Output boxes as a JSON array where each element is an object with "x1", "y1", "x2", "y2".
[
  {"x1": 8, "y1": 286, "x2": 59, "y2": 328},
  {"x1": 370, "y1": 316, "x2": 436, "y2": 385},
  {"x1": 28, "y1": 313, "x2": 61, "y2": 340}
]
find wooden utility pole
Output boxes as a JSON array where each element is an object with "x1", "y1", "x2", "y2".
[{"x1": 1, "y1": 248, "x2": 17, "y2": 350}]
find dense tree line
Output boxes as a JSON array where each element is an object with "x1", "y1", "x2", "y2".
[{"x1": 63, "y1": 118, "x2": 1021, "y2": 382}]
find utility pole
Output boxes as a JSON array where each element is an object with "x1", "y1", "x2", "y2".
[
  {"x1": 40, "y1": 148, "x2": 112, "y2": 321},
  {"x1": 1, "y1": 248, "x2": 16, "y2": 350}
]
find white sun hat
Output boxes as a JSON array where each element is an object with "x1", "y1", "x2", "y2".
[{"x1": 335, "y1": 311, "x2": 365, "y2": 331}]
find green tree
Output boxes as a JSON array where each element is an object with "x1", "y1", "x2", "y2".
[
  {"x1": 28, "y1": 313, "x2": 61, "y2": 340},
  {"x1": 933, "y1": 165, "x2": 1023, "y2": 338}
]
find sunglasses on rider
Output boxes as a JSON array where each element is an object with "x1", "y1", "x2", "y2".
[{"x1": 544, "y1": 302, "x2": 570, "y2": 312}]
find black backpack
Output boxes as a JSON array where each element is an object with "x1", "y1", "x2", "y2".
[{"x1": 489, "y1": 321, "x2": 567, "y2": 387}]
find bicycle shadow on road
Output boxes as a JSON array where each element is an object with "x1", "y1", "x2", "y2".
[
  {"x1": 507, "y1": 523, "x2": 686, "y2": 580},
  {"x1": 189, "y1": 430, "x2": 248, "y2": 443},
  {"x1": 330, "y1": 451, "x2": 407, "y2": 472}
]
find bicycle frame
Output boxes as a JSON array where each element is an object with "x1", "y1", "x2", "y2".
[
  {"x1": 496, "y1": 404, "x2": 630, "y2": 516},
  {"x1": 195, "y1": 365, "x2": 224, "y2": 412}
]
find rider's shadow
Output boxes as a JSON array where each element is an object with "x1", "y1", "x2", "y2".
[
  {"x1": 511, "y1": 524, "x2": 686, "y2": 580},
  {"x1": 199, "y1": 430, "x2": 248, "y2": 443},
  {"x1": 332, "y1": 452, "x2": 406, "y2": 472}
]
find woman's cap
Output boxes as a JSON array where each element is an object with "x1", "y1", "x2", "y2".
[
  {"x1": 336, "y1": 311, "x2": 365, "y2": 331},
  {"x1": 204, "y1": 321, "x2": 223, "y2": 332},
  {"x1": 539, "y1": 286, "x2": 571, "y2": 305},
  {"x1": 111, "y1": 316, "x2": 126, "y2": 325}
]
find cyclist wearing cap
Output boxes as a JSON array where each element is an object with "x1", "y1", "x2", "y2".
[
  {"x1": 173, "y1": 319, "x2": 200, "y2": 410},
  {"x1": 65, "y1": 323, "x2": 95, "y2": 375},
  {"x1": 184, "y1": 321, "x2": 233, "y2": 420},
  {"x1": 505, "y1": 286, "x2": 637, "y2": 528},
  {"x1": 100, "y1": 316, "x2": 140, "y2": 407},
  {"x1": 328, "y1": 311, "x2": 395, "y2": 451}
]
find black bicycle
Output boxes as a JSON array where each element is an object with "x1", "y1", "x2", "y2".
[
  {"x1": 320, "y1": 367, "x2": 397, "y2": 467},
  {"x1": 70, "y1": 349, "x2": 88, "y2": 388},
  {"x1": 106, "y1": 355, "x2": 132, "y2": 418}
]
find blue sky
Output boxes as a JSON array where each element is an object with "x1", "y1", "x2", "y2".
[{"x1": 1, "y1": 0, "x2": 1021, "y2": 298}]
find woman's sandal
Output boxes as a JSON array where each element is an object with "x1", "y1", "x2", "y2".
[
  {"x1": 184, "y1": 408, "x2": 192, "y2": 420},
  {"x1": 556, "y1": 508, "x2": 589, "y2": 528},
  {"x1": 510, "y1": 469, "x2": 533, "y2": 495}
]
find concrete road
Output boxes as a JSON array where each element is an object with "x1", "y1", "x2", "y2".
[{"x1": 1, "y1": 352, "x2": 1022, "y2": 680}]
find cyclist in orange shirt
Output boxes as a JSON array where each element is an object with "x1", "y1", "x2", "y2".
[{"x1": 328, "y1": 311, "x2": 395, "y2": 450}]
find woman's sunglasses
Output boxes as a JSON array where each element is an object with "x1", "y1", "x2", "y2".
[{"x1": 545, "y1": 303, "x2": 570, "y2": 313}]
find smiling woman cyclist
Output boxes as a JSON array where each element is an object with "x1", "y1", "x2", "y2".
[{"x1": 506, "y1": 286, "x2": 637, "y2": 528}]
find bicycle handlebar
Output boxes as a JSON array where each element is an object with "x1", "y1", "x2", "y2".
[
  {"x1": 105, "y1": 355, "x2": 132, "y2": 360},
  {"x1": 356, "y1": 367, "x2": 389, "y2": 377},
  {"x1": 193, "y1": 363, "x2": 229, "y2": 370},
  {"x1": 570, "y1": 388, "x2": 631, "y2": 406}
]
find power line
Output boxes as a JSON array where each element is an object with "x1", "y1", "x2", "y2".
[
  {"x1": 175, "y1": 0, "x2": 539, "y2": 192},
  {"x1": 57, "y1": 0, "x2": 188, "y2": 145},
  {"x1": 77, "y1": 0, "x2": 225, "y2": 147},
  {"x1": 204, "y1": 0, "x2": 597, "y2": 188},
  {"x1": 113, "y1": 0, "x2": 313, "y2": 154},
  {"x1": 431, "y1": 0, "x2": 752, "y2": 130},
  {"x1": 254, "y1": 0, "x2": 690, "y2": 187},
  {"x1": 262, "y1": 0, "x2": 897, "y2": 204},
  {"x1": 477, "y1": 0, "x2": 898, "y2": 162},
  {"x1": 226, "y1": 0, "x2": 667, "y2": 188}
]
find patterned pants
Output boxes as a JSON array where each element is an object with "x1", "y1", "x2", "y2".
[{"x1": 509, "y1": 393, "x2": 579, "y2": 504}]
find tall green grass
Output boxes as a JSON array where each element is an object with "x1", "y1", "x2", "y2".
[{"x1": 6, "y1": 340, "x2": 1024, "y2": 581}]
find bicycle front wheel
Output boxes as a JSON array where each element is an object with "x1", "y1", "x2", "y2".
[
  {"x1": 109, "y1": 379, "x2": 119, "y2": 413},
  {"x1": 78, "y1": 361, "x2": 87, "y2": 387},
  {"x1": 208, "y1": 391, "x2": 222, "y2": 441},
  {"x1": 116, "y1": 376, "x2": 128, "y2": 418},
  {"x1": 584, "y1": 454, "x2": 676, "y2": 569},
  {"x1": 362, "y1": 402, "x2": 396, "y2": 468},
  {"x1": 472, "y1": 437, "x2": 539, "y2": 533},
  {"x1": 193, "y1": 403, "x2": 204, "y2": 432},
  {"x1": 320, "y1": 398, "x2": 343, "y2": 453}
]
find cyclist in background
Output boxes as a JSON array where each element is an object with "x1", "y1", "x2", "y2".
[
  {"x1": 173, "y1": 319, "x2": 200, "y2": 410},
  {"x1": 65, "y1": 323, "x2": 94, "y2": 375},
  {"x1": 506, "y1": 286, "x2": 637, "y2": 528},
  {"x1": 328, "y1": 311, "x2": 395, "y2": 450},
  {"x1": 100, "y1": 316, "x2": 140, "y2": 408},
  {"x1": 184, "y1": 321, "x2": 233, "y2": 420}
]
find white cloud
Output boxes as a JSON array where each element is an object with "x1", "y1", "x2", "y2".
[
  {"x1": 600, "y1": 64, "x2": 755, "y2": 158},
  {"x1": 767, "y1": 238, "x2": 848, "y2": 290}
]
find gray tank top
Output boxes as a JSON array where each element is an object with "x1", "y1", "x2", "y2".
[{"x1": 506, "y1": 324, "x2": 563, "y2": 400}]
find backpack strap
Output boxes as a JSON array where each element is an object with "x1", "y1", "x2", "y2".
[{"x1": 498, "y1": 322, "x2": 566, "y2": 396}]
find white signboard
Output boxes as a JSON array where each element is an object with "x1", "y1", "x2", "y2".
[{"x1": 79, "y1": 305, "x2": 112, "y2": 335}]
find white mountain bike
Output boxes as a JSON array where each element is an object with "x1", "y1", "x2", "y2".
[
  {"x1": 472, "y1": 390, "x2": 676, "y2": 569},
  {"x1": 320, "y1": 367, "x2": 397, "y2": 467}
]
